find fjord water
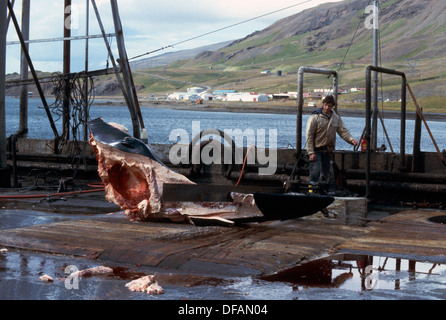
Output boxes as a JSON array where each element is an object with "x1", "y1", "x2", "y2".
[{"x1": 5, "y1": 97, "x2": 446, "y2": 153}]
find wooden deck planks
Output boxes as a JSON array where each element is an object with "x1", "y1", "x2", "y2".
[
  {"x1": 0, "y1": 215, "x2": 366, "y2": 275},
  {"x1": 336, "y1": 210, "x2": 446, "y2": 261},
  {"x1": 1, "y1": 209, "x2": 445, "y2": 276},
  {"x1": 0, "y1": 219, "x2": 190, "y2": 259},
  {"x1": 169, "y1": 220, "x2": 368, "y2": 274}
]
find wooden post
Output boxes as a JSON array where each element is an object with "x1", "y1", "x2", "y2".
[
  {"x1": 407, "y1": 83, "x2": 446, "y2": 167},
  {"x1": 412, "y1": 107, "x2": 422, "y2": 172}
]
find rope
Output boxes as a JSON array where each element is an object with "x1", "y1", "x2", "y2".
[
  {"x1": 336, "y1": 0, "x2": 373, "y2": 74},
  {"x1": 40, "y1": 72, "x2": 95, "y2": 177},
  {"x1": 235, "y1": 144, "x2": 256, "y2": 187},
  {"x1": 0, "y1": 183, "x2": 105, "y2": 199}
]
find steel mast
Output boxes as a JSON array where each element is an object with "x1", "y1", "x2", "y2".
[{"x1": 371, "y1": 0, "x2": 379, "y2": 151}]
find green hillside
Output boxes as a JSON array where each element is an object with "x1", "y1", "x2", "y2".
[{"x1": 123, "y1": 0, "x2": 446, "y2": 111}]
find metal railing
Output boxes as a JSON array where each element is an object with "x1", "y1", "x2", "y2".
[
  {"x1": 365, "y1": 65, "x2": 406, "y2": 199},
  {"x1": 296, "y1": 66, "x2": 338, "y2": 157}
]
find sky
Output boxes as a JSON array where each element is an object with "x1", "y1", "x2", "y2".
[{"x1": 5, "y1": 0, "x2": 345, "y2": 74}]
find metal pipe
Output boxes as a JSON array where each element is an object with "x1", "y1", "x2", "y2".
[
  {"x1": 5, "y1": 0, "x2": 14, "y2": 32},
  {"x1": 6, "y1": 33, "x2": 116, "y2": 45},
  {"x1": 372, "y1": 0, "x2": 379, "y2": 150},
  {"x1": 296, "y1": 67, "x2": 338, "y2": 157},
  {"x1": 228, "y1": 172, "x2": 289, "y2": 182},
  {"x1": 110, "y1": 0, "x2": 141, "y2": 138},
  {"x1": 18, "y1": 0, "x2": 30, "y2": 137},
  {"x1": 91, "y1": 0, "x2": 133, "y2": 121},
  {"x1": 63, "y1": 0, "x2": 71, "y2": 141},
  {"x1": 83, "y1": 0, "x2": 89, "y2": 141},
  {"x1": 365, "y1": 65, "x2": 406, "y2": 199},
  {"x1": 0, "y1": 0, "x2": 7, "y2": 168},
  {"x1": 7, "y1": 152, "x2": 97, "y2": 162},
  {"x1": 11, "y1": 134, "x2": 18, "y2": 187},
  {"x1": 401, "y1": 76, "x2": 407, "y2": 161},
  {"x1": 365, "y1": 67, "x2": 372, "y2": 199},
  {"x1": 343, "y1": 169, "x2": 446, "y2": 184},
  {"x1": 347, "y1": 179, "x2": 446, "y2": 195},
  {"x1": 6, "y1": 67, "x2": 116, "y2": 86}
]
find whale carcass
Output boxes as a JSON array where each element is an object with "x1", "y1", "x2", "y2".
[{"x1": 87, "y1": 118, "x2": 262, "y2": 225}]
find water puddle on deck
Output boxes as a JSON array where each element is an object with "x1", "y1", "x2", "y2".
[
  {"x1": 257, "y1": 253, "x2": 446, "y2": 299},
  {"x1": 1, "y1": 249, "x2": 446, "y2": 300},
  {"x1": 1, "y1": 208, "x2": 446, "y2": 300}
]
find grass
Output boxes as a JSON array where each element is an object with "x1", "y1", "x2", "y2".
[
  {"x1": 122, "y1": 0, "x2": 445, "y2": 112},
  {"x1": 339, "y1": 95, "x2": 445, "y2": 113},
  {"x1": 130, "y1": 64, "x2": 446, "y2": 113}
]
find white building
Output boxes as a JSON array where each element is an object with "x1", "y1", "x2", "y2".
[
  {"x1": 184, "y1": 94, "x2": 201, "y2": 101},
  {"x1": 167, "y1": 92, "x2": 186, "y2": 100},
  {"x1": 225, "y1": 92, "x2": 269, "y2": 102},
  {"x1": 199, "y1": 91, "x2": 214, "y2": 101}
]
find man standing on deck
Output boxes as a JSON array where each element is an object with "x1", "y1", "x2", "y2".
[{"x1": 305, "y1": 95, "x2": 358, "y2": 202}]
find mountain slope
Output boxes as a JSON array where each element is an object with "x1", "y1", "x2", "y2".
[
  {"x1": 133, "y1": 0, "x2": 446, "y2": 98},
  {"x1": 184, "y1": 0, "x2": 446, "y2": 70},
  {"x1": 130, "y1": 41, "x2": 232, "y2": 69}
]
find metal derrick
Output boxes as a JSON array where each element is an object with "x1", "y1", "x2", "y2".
[{"x1": 0, "y1": 0, "x2": 144, "y2": 159}]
